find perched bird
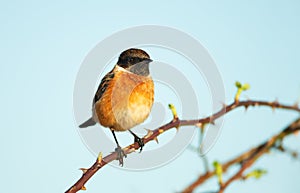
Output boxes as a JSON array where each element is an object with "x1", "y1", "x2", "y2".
[{"x1": 79, "y1": 48, "x2": 154, "y2": 166}]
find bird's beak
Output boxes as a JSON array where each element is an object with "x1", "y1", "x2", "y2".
[{"x1": 146, "y1": 58, "x2": 153, "y2": 63}]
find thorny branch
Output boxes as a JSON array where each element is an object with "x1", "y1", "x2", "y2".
[
  {"x1": 65, "y1": 99, "x2": 300, "y2": 193},
  {"x1": 182, "y1": 117, "x2": 300, "y2": 193}
]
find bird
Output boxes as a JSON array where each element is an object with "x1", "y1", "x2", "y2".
[{"x1": 79, "y1": 48, "x2": 154, "y2": 166}]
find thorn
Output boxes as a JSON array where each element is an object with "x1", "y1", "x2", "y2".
[
  {"x1": 222, "y1": 103, "x2": 228, "y2": 110},
  {"x1": 79, "y1": 168, "x2": 88, "y2": 174},
  {"x1": 271, "y1": 106, "x2": 276, "y2": 112},
  {"x1": 244, "y1": 104, "x2": 249, "y2": 111},
  {"x1": 154, "y1": 137, "x2": 159, "y2": 144},
  {"x1": 271, "y1": 100, "x2": 279, "y2": 112},
  {"x1": 196, "y1": 122, "x2": 206, "y2": 134},
  {"x1": 210, "y1": 117, "x2": 215, "y2": 125},
  {"x1": 272, "y1": 107, "x2": 276, "y2": 112},
  {"x1": 221, "y1": 102, "x2": 226, "y2": 109},
  {"x1": 277, "y1": 145, "x2": 285, "y2": 152},
  {"x1": 97, "y1": 152, "x2": 102, "y2": 164},
  {"x1": 81, "y1": 186, "x2": 86, "y2": 191},
  {"x1": 273, "y1": 99, "x2": 279, "y2": 106},
  {"x1": 195, "y1": 123, "x2": 202, "y2": 128},
  {"x1": 144, "y1": 128, "x2": 153, "y2": 139},
  {"x1": 158, "y1": 129, "x2": 164, "y2": 134},
  {"x1": 241, "y1": 175, "x2": 247, "y2": 181},
  {"x1": 221, "y1": 102, "x2": 226, "y2": 106}
]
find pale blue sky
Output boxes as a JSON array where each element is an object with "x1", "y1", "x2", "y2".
[{"x1": 1, "y1": 1, "x2": 300, "y2": 193}]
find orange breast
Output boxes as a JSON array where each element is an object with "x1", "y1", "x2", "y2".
[{"x1": 95, "y1": 69, "x2": 154, "y2": 131}]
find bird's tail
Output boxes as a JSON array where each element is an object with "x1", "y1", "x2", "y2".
[{"x1": 79, "y1": 117, "x2": 96, "y2": 128}]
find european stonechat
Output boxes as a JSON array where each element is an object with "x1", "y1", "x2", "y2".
[{"x1": 79, "y1": 48, "x2": 154, "y2": 166}]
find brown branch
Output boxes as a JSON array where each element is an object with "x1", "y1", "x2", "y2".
[
  {"x1": 183, "y1": 117, "x2": 300, "y2": 193},
  {"x1": 218, "y1": 117, "x2": 300, "y2": 193},
  {"x1": 65, "y1": 100, "x2": 300, "y2": 193}
]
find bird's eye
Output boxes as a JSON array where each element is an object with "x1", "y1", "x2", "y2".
[
  {"x1": 126, "y1": 57, "x2": 142, "y2": 64},
  {"x1": 127, "y1": 58, "x2": 133, "y2": 63}
]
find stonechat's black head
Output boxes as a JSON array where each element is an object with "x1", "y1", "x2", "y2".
[{"x1": 117, "y1": 48, "x2": 152, "y2": 76}]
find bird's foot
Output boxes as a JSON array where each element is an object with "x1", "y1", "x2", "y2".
[
  {"x1": 134, "y1": 136, "x2": 145, "y2": 153},
  {"x1": 115, "y1": 146, "x2": 127, "y2": 166}
]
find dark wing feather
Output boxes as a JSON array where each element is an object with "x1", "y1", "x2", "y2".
[
  {"x1": 93, "y1": 68, "x2": 115, "y2": 104},
  {"x1": 79, "y1": 67, "x2": 115, "y2": 128},
  {"x1": 79, "y1": 117, "x2": 96, "y2": 128}
]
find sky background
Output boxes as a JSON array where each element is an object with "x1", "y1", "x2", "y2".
[{"x1": 1, "y1": 0, "x2": 300, "y2": 193}]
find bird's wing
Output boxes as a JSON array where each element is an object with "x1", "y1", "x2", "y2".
[
  {"x1": 79, "y1": 67, "x2": 115, "y2": 128},
  {"x1": 93, "y1": 68, "x2": 115, "y2": 105}
]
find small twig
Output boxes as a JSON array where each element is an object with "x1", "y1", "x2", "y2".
[
  {"x1": 66, "y1": 100, "x2": 300, "y2": 193},
  {"x1": 273, "y1": 143, "x2": 299, "y2": 160}
]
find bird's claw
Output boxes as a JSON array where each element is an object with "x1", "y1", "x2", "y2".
[
  {"x1": 134, "y1": 136, "x2": 144, "y2": 153},
  {"x1": 115, "y1": 146, "x2": 126, "y2": 166}
]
